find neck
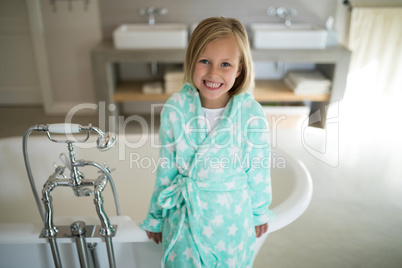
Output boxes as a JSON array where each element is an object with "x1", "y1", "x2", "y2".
[{"x1": 200, "y1": 94, "x2": 231, "y2": 109}]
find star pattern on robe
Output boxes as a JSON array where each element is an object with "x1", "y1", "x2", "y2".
[
  {"x1": 197, "y1": 168, "x2": 209, "y2": 179},
  {"x1": 243, "y1": 219, "x2": 249, "y2": 229},
  {"x1": 228, "y1": 245, "x2": 236, "y2": 255},
  {"x1": 234, "y1": 205, "x2": 242, "y2": 215},
  {"x1": 189, "y1": 102, "x2": 196, "y2": 113},
  {"x1": 169, "y1": 111, "x2": 178, "y2": 124},
  {"x1": 211, "y1": 215, "x2": 224, "y2": 226},
  {"x1": 165, "y1": 144, "x2": 175, "y2": 153},
  {"x1": 164, "y1": 127, "x2": 173, "y2": 139},
  {"x1": 209, "y1": 146, "x2": 220, "y2": 154},
  {"x1": 225, "y1": 182, "x2": 235, "y2": 189},
  {"x1": 264, "y1": 185, "x2": 272, "y2": 194},
  {"x1": 238, "y1": 241, "x2": 244, "y2": 251},
  {"x1": 249, "y1": 116, "x2": 261, "y2": 128},
  {"x1": 228, "y1": 147, "x2": 239, "y2": 156},
  {"x1": 247, "y1": 226, "x2": 254, "y2": 237},
  {"x1": 176, "y1": 139, "x2": 189, "y2": 153},
  {"x1": 214, "y1": 166, "x2": 225, "y2": 174},
  {"x1": 228, "y1": 122, "x2": 239, "y2": 135},
  {"x1": 216, "y1": 240, "x2": 226, "y2": 251},
  {"x1": 171, "y1": 93, "x2": 185, "y2": 106},
  {"x1": 149, "y1": 219, "x2": 159, "y2": 228},
  {"x1": 253, "y1": 173, "x2": 264, "y2": 184},
  {"x1": 171, "y1": 93, "x2": 181, "y2": 103},
  {"x1": 228, "y1": 224, "x2": 238, "y2": 236},
  {"x1": 200, "y1": 200, "x2": 208, "y2": 210},
  {"x1": 184, "y1": 124, "x2": 194, "y2": 135},
  {"x1": 197, "y1": 117, "x2": 206, "y2": 128},
  {"x1": 197, "y1": 182, "x2": 208, "y2": 188},
  {"x1": 226, "y1": 257, "x2": 236, "y2": 268},
  {"x1": 216, "y1": 194, "x2": 229, "y2": 207},
  {"x1": 249, "y1": 243, "x2": 255, "y2": 252},
  {"x1": 202, "y1": 225, "x2": 214, "y2": 238},
  {"x1": 167, "y1": 251, "x2": 177, "y2": 262},
  {"x1": 160, "y1": 176, "x2": 171, "y2": 186},
  {"x1": 244, "y1": 100, "x2": 253, "y2": 108},
  {"x1": 183, "y1": 247, "x2": 194, "y2": 261},
  {"x1": 242, "y1": 190, "x2": 249, "y2": 200}
]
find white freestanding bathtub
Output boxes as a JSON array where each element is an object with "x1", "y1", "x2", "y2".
[{"x1": 0, "y1": 133, "x2": 312, "y2": 267}]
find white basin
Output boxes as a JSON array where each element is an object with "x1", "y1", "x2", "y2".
[
  {"x1": 250, "y1": 23, "x2": 327, "y2": 49},
  {"x1": 113, "y1": 24, "x2": 188, "y2": 49}
]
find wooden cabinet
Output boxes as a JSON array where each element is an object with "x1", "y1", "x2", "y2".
[{"x1": 91, "y1": 39, "x2": 351, "y2": 130}]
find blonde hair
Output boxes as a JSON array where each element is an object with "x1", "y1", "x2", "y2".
[{"x1": 184, "y1": 17, "x2": 254, "y2": 95}]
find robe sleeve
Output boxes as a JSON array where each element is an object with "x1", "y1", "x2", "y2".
[
  {"x1": 140, "y1": 105, "x2": 179, "y2": 233},
  {"x1": 245, "y1": 109, "x2": 274, "y2": 226}
]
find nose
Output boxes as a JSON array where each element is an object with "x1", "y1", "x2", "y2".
[{"x1": 207, "y1": 64, "x2": 219, "y2": 78}]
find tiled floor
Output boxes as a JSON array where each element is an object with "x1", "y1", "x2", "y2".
[{"x1": 1, "y1": 104, "x2": 402, "y2": 267}]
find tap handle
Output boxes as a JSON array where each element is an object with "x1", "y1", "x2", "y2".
[
  {"x1": 53, "y1": 163, "x2": 66, "y2": 177},
  {"x1": 159, "y1": 8, "x2": 168, "y2": 15},
  {"x1": 267, "y1": 7, "x2": 277, "y2": 16},
  {"x1": 48, "y1": 123, "x2": 81, "y2": 134},
  {"x1": 59, "y1": 153, "x2": 72, "y2": 171},
  {"x1": 288, "y1": 8, "x2": 298, "y2": 16}
]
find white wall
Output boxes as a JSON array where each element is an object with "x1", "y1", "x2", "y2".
[
  {"x1": 39, "y1": 0, "x2": 102, "y2": 105},
  {"x1": 0, "y1": 0, "x2": 102, "y2": 115},
  {"x1": 0, "y1": 0, "x2": 41, "y2": 105},
  {"x1": 33, "y1": 0, "x2": 102, "y2": 114}
]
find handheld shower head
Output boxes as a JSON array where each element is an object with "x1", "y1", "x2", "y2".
[
  {"x1": 97, "y1": 132, "x2": 117, "y2": 151},
  {"x1": 40, "y1": 123, "x2": 117, "y2": 151}
]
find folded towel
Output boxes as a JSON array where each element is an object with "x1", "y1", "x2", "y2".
[
  {"x1": 284, "y1": 77, "x2": 330, "y2": 95},
  {"x1": 142, "y1": 82, "x2": 163, "y2": 94},
  {"x1": 285, "y1": 70, "x2": 332, "y2": 88},
  {"x1": 283, "y1": 70, "x2": 331, "y2": 95}
]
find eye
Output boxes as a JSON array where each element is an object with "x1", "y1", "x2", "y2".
[
  {"x1": 199, "y1": 59, "x2": 209, "y2": 64},
  {"x1": 221, "y1": 62, "x2": 230, "y2": 67}
]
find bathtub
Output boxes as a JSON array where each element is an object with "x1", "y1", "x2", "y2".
[{"x1": 0, "y1": 132, "x2": 312, "y2": 267}]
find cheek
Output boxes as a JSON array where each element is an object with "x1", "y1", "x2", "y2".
[
  {"x1": 193, "y1": 65, "x2": 202, "y2": 79},
  {"x1": 227, "y1": 70, "x2": 240, "y2": 82}
]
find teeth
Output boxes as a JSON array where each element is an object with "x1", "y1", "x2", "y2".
[{"x1": 205, "y1": 81, "x2": 221, "y2": 88}]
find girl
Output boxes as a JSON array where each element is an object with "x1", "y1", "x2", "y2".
[{"x1": 141, "y1": 17, "x2": 273, "y2": 267}]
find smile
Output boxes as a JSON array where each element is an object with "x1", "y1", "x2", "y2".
[{"x1": 204, "y1": 80, "x2": 222, "y2": 89}]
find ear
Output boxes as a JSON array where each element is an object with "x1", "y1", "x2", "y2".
[{"x1": 236, "y1": 63, "x2": 243, "y2": 78}]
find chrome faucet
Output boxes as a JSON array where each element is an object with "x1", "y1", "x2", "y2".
[
  {"x1": 23, "y1": 123, "x2": 120, "y2": 268},
  {"x1": 267, "y1": 7, "x2": 298, "y2": 28},
  {"x1": 139, "y1": 6, "x2": 168, "y2": 25}
]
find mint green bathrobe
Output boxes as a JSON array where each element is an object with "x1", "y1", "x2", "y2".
[{"x1": 141, "y1": 83, "x2": 273, "y2": 268}]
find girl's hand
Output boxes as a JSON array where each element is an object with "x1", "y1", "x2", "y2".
[
  {"x1": 146, "y1": 230, "x2": 163, "y2": 244},
  {"x1": 255, "y1": 223, "x2": 268, "y2": 238}
]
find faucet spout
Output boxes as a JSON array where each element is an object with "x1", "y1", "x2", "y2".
[
  {"x1": 139, "y1": 6, "x2": 168, "y2": 25},
  {"x1": 267, "y1": 6, "x2": 297, "y2": 27}
]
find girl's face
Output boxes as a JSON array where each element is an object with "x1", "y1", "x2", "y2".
[{"x1": 193, "y1": 36, "x2": 242, "y2": 109}]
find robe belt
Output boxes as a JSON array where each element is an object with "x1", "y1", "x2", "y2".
[{"x1": 157, "y1": 173, "x2": 248, "y2": 267}]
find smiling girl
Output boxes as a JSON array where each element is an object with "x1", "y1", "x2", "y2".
[{"x1": 141, "y1": 17, "x2": 273, "y2": 267}]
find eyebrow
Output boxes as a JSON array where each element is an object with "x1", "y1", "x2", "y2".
[{"x1": 199, "y1": 55, "x2": 235, "y2": 62}]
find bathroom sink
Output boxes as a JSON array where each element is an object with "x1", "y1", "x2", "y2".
[
  {"x1": 250, "y1": 23, "x2": 327, "y2": 49},
  {"x1": 113, "y1": 24, "x2": 188, "y2": 49}
]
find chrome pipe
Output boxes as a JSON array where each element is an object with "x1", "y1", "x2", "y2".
[
  {"x1": 70, "y1": 221, "x2": 90, "y2": 268},
  {"x1": 88, "y1": 243, "x2": 100, "y2": 268},
  {"x1": 42, "y1": 184, "x2": 58, "y2": 237},
  {"x1": 93, "y1": 184, "x2": 116, "y2": 268},
  {"x1": 48, "y1": 237, "x2": 62, "y2": 268},
  {"x1": 76, "y1": 160, "x2": 121, "y2": 216},
  {"x1": 93, "y1": 185, "x2": 115, "y2": 237},
  {"x1": 104, "y1": 237, "x2": 116, "y2": 268},
  {"x1": 23, "y1": 125, "x2": 48, "y2": 221}
]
